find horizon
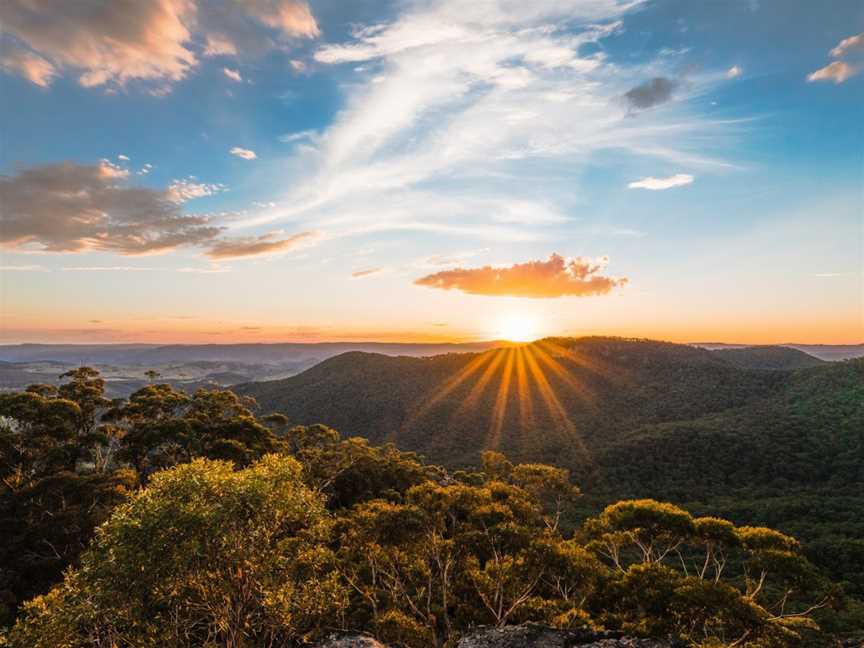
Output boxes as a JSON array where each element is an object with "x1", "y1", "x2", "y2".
[
  {"x1": 1, "y1": 0, "x2": 862, "y2": 346},
  {"x1": 1, "y1": 335, "x2": 862, "y2": 348}
]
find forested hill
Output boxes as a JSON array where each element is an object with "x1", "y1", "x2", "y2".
[
  {"x1": 236, "y1": 337, "x2": 834, "y2": 477},
  {"x1": 709, "y1": 345, "x2": 826, "y2": 370}
]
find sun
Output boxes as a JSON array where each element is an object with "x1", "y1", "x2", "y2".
[{"x1": 497, "y1": 314, "x2": 537, "y2": 343}]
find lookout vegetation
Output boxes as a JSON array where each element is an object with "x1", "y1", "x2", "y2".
[{"x1": 0, "y1": 368, "x2": 859, "y2": 647}]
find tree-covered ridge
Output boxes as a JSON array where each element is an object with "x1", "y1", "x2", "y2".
[
  {"x1": 0, "y1": 368, "x2": 862, "y2": 646},
  {"x1": 707, "y1": 346, "x2": 826, "y2": 371}
]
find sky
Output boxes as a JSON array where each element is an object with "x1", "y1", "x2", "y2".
[{"x1": 0, "y1": 0, "x2": 862, "y2": 345}]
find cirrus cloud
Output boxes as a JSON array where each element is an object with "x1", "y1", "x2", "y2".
[
  {"x1": 414, "y1": 253, "x2": 627, "y2": 298},
  {"x1": 628, "y1": 173, "x2": 694, "y2": 190},
  {"x1": 204, "y1": 230, "x2": 318, "y2": 259},
  {"x1": 351, "y1": 267, "x2": 384, "y2": 279}
]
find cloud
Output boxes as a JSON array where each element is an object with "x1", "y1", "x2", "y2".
[
  {"x1": 628, "y1": 173, "x2": 694, "y2": 190},
  {"x1": 204, "y1": 230, "x2": 317, "y2": 259},
  {"x1": 414, "y1": 253, "x2": 627, "y2": 298},
  {"x1": 0, "y1": 43, "x2": 57, "y2": 87},
  {"x1": 0, "y1": 265, "x2": 48, "y2": 271},
  {"x1": 0, "y1": 0, "x2": 318, "y2": 91},
  {"x1": 177, "y1": 265, "x2": 230, "y2": 273},
  {"x1": 0, "y1": 161, "x2": 222, "y2": 254},
  {"x1": 61, "y1": 266, "x2": 157, "y2": 271},
  {"x1": 166, "y1": 178, "x2": 226, "y2": 203},
  {"x1": 351, "y1": 267, "x2": 383, "y2": 279},
  {"x1": 98, "y1": 159, "x2": 129, "y2": 179},
  {"x1": 223, "y1": 67, "x2": 242, "y2": 82},
  {"x1": 623, "y1": 77, "x2": 677, "y2": 110},
  {"x1": 808, "y1": 32, "x2": 864, "y2": 84},
  {"x1": 830, "y1": 32, "x2": 864, "y2": 58},
  {"x1": 807, "y1": 61, "x2": 858, "y2": 84},
  {"x1": 137, "y1": 163, "x2": 154, "y2": 175},
  {"x1": 200, "y1": 0, "x2": 319, "y2": 58},
  {"x1": 117, "y1": 154, "x2": 130, "y2": 161},
  {"x1": 230, "y1": 146, "x2": 257, "y2": 160},
  {"x1": 0, "y1": 0, "x2": 196, "y2": 91},
  {"x1": 279, "y1": 129, "x2": 318, "y2": 143},
  {"x1": 725, "y1": 65, "x2": 742, "y2": 79},
  {"x1": 239, "y1": 0, "x2": 736, "y2": 246}
]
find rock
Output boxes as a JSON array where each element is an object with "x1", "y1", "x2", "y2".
[
  {"x1": 313, "y1": 633, "x2": 389, "y2": 648},
  {"x1": 312, "y1": 625, "x2": 682, "y2": 648},
  {"x1": 455, "y1": 625, "x2": 681, "y2": 648}
]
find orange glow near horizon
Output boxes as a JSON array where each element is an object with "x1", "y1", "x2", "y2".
[{"x1": 1, "y1": 314, "x2": 861, "y2": 346}]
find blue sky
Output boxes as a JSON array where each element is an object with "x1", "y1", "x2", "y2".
[{"x1": 0, "y1": 0, "x2": 861, "y2": 344}]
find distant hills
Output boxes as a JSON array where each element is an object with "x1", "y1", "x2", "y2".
[
  {"x1": 0, "y1": 341, "x2": 503, "y2": 397},
  {"x1": 693, "y1": 342, "x2": 864, "y2": 362},
  {"x1": 707, "y1": 344, "x2": 826, "y2": 370}
]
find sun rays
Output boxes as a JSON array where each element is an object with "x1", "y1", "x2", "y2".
[{"x1": 399, "y1": 339, "x2": 623, "y2": 465}]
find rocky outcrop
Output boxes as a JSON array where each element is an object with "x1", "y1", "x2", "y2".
[
  {"x1": 313, "y1": 625, "x2": 681, "y2": 648},
  {"x1": 313, "y1": 633, "x2": 388, "y2": 648},
  {"x1": 454, "y1": 625, "x2": 681, "y2": 648}
]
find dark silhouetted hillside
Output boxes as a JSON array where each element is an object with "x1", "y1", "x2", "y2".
[{"x1": 709, "y1": 345, "x2": 826, "y2": 370}]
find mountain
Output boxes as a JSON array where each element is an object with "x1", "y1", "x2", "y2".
[
  {"x1": 708, "y1": 345, "x2": 826, "y2": 370},
  {"x1": 236, "y1": 337, "x2": 864, "y2": 595},
  {"x1": 0, "y1": 341, "x2": 505, "y2": 397},
  {"x1": 235, "y1": 337, "x2": 800, "y2": 474},
  {"x1": 0, "y1": 341, "x2": 502, "y2": 365},
  {"x1": 694, "y1": 342, "x2": 864, "y2": 362}
]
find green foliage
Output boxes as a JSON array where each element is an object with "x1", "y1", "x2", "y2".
[
  {"x1": 0, "y1": 359, "x2": 858, "y2": 647},
  {"x1": 8, "y1": 455, "x2": 343, "y2": 647}
]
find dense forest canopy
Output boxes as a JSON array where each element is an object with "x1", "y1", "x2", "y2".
[{"x1": 1, "y1": 342, "x2": 862, "y2": 646}]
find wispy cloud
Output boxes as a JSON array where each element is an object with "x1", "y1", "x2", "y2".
[
  {"x1": 205, "y1": 230, "x2": 318, "y2": 260},
  {"x1": 726, "y1": 65, "x2": 742, "y2": 79},
  {"x1": 350, "y1": 267, "x2": 384, "y2": 279},
  {"x1": 830, "y1": 32, "x2": 864, "y2": 58},
  {"x1": 166, "y1": 178, "x2": 226, "y2": 203},
  {"x1": 0, "y1": 264, "x2": 48, "y2": 271},
  {"x1": 807, "y1": 61, "x2": 858, "y2": 84},
  {"x1": 237, "y1": 0, "x2": 737, "y2": 247},
  {"x1": 808, "y1": 32, "x2": 864, "y2": 84},
  {"x1": 415, "y1": 253, "x2": 627, "y2": 298},
  {"x1": 223, "y1": 67, "x2": 242, "y2": 82},
  {"x1": 628, "y1": 173, "x2": 694, "y2": 190},
  {"x1": 230, "y1": 147, "x2": 257, "y2": 160}
]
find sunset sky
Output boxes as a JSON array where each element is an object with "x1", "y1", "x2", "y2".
[{"x1": 1, "y1": 0, "x2": 862, "y2": 344}]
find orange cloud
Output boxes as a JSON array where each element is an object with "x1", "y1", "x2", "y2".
[
  {"x1": 351, "y1": 268, "x2": 383, "y2": 279},
  {"x1": 0, "y1": 44, "x2": 57, "y2": 87},
  {"x1": 204, "y1": 231, "x2": 317, "y2": 260},
  {"x1": 807, "y1": 61, "x2": 858, "y2": 84},
  {"x1": 415, "y1": 254, "x2": 627, "y2": 298},
  {"x1": 0, "y1": 0, "x2": 318, "y2": 91}
]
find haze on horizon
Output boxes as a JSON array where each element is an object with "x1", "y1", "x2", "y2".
[{"x1": 1, "y1": 0, "x2": 862, "y2": 346}]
